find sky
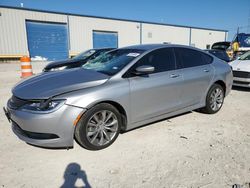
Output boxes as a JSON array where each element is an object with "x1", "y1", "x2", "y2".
[{"x1": 1, "y1": 0, "x2": 250, "y2": 40}]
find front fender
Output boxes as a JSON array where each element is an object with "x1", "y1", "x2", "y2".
[{"x1": 55, "y1": 79, "x2": 131, "y2": 123}]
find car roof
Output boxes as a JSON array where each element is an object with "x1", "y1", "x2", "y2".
[
  {"x1": 94, "y1": 48, "x2": 115, "y2": 51},
  {"x1": 121, "y1": 43, "x2": 197, "y2": 51}
]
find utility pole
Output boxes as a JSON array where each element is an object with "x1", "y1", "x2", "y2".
[{"x1": 248, "y1": 9, "x2": 250, "y2": 33}]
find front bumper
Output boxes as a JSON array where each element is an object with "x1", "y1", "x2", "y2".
[
  {"x1": 5, "y1": 103, "x2": 85, "y2": 148},
  {"x1": 233, "y1": 77, "x2": 250, "y2": 88}
]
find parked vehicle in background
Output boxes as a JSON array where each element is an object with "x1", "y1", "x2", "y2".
[
  {"x1": 43, "y1": 48, "x2": 114, "y2": 72},
  {"x1": 211, "y1": 41, "x2": 233, "y2": 60},
  {"x1": 232, "y1": 33, "x2": 250, "y2": 53},
  {"x1": 205, "y1": 49, "x2": 230, "y2": 62},
  {"x1": 227, "y1": 33, "x2": 250, "y2": 60},
  {"x1": 229, "y1": 51, "x2": 250, "y2": 88},
  {"x1": 4, "y1": 44, "x2": 233, "y2": 150},
  {"x1": 211, "y1": 42, "x2": 231, "y2": 51}
]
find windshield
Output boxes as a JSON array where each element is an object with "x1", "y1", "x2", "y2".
[
  {"x1": 73, "y1": 49, "x2": 96, "y2": 60},
  {"x1": 82, "y1": 49, "x2": 145, "y2": 76},
  {"x1": 239, "y1": 51, "x2": 250, "y2": 60}
]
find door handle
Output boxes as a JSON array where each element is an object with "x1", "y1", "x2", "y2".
[
  {"x1": 170, "y1": 74, "x2": 180, "y2": 78},
  {"x1": 203, "y1": 69, "x2": 210, "y2": 72}
]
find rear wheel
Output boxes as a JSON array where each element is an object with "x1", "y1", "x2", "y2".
[
  {"x1": 75, "y1": 103, "x2": 121, "y2": 150},
  {"x1": 200, "y1": 84, "x2": 224, "y2": 114}
]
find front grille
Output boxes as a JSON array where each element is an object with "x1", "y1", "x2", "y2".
[
  {"x1": 8, "y1": 95, "x2": 29, "y2": 109},
  {"x1": 233, "y1": 71, "x2": 250, "y2": 78},
  {"x1": 233, "y1": 80, "x2": 250, "y2": 85}
]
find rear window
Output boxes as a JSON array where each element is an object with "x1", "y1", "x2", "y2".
[
  {"x1": 207, "y1": 50, "x2": 229, "y2": 62},
  {"x1": 174, "y1": 48, "x2": 213, "y2": 69},
  {"x1": 212, "y1": 43, "x2": 230, "y2": 50}
]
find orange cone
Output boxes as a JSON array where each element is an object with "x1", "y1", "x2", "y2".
[{"x1": 20, "y1": 56, "x2": 33, "y2": 78}]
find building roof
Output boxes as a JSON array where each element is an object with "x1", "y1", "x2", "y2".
[{"x1": 0, "y1": 5, "x2": 228, "y2": 32}]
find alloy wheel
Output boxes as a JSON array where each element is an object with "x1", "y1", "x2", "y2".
[
  {"x1": 86, "y1": 110, "x2": 119, "y2": 146},
  {"x1": 209, "y1": 87, "x2": 224, "y2": 111}
]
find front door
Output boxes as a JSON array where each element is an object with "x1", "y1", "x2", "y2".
[{"x1": 126, "y1": 48, "x2": 183, "y2": 123}]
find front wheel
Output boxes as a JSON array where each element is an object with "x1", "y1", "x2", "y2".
[
  {"x1": 74, "y1": 103, "x2": 121, "y2": 150},
  {"x1": 200, "y1": 84, "x2": 225, "y2": 114}
]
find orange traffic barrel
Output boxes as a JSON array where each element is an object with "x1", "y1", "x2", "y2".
[{"x1": 20, "y1": 56, "x2": 33, "y2": 78}]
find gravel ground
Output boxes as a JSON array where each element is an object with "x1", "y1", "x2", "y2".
[{"x1": 0, "y1": 62, "x2": 249, "y2": 188}]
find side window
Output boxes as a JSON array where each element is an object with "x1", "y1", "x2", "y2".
[
  {"x1": 134, "y1": 48, "x2": 175, "y2": 73},
  {"x1": 201, "y1": 52, "x2": 213, "y2": 64},
  {"x1": 175, "y1": 48, "x2": 212, "y2": 69},
  {"x1": 89, "y1": 51, "x2": 106, "y2": 60}
]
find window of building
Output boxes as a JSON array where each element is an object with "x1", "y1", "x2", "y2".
[{"x1": 148, "y1": 32, "x2": 152, "y2": 38}]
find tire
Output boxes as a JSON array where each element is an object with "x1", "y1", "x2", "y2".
[
  {"x1": 74, "y1": 103, "x2": 121, "y2": 150},
  {"x1": 200, "y1": 83, "x2": 225, "y2": 114}
]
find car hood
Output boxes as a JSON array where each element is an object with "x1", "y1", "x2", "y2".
[
  {"x1": 44, "y1": 59, "x2": 81, "y2": 70},
  {"x1": 229, "y1": 60, "x2": 250, "y2": 72},
  {"x1": 12, "y1": 68, "x2": 109, "y2": 100}
]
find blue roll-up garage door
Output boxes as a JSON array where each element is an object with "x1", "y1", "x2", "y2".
[
  {"x1": 26, "y1": 21, "x2": 69, "y2": 61},
  {"x1": 93, "y1": 31, "x2": 118, "y2": 48}
]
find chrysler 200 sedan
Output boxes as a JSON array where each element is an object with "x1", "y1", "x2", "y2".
[{"x1": 4, "y1": 44, "x2": 233, "y2": 150}]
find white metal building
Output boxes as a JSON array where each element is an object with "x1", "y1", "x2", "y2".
[{"x1": 0, "y1": 6, "x2": 228, "y2": 61}]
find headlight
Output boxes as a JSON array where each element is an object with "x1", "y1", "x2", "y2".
[
  {"x1": 20, "y1": 99, "x2": 65, "y2": 113},
  {"x1": 50, "y1": 66, "x2": 67, "y2": 71}
]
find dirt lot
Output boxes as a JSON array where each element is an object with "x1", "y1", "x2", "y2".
[{"x1": 0, "y1": 62, "x2": 249, "y2": 188}]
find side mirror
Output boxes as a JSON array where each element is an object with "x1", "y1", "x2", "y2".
[{"x1": 134, "y1": 65, "x2": 155, "y2": 75}]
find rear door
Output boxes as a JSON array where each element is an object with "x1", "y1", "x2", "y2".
[
  {"x1": 126, "y1": 48, "x2": 183, "y2": 123},
  {"x1": 174, "y1": 47, "x2": 214, "y2": 107}
]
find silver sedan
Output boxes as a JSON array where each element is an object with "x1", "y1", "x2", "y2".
[{"x1": 4, "y1": 44, "x2": 233, "y2": 150}]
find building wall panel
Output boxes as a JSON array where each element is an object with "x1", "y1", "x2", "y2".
[
  {"x1": 68, "y1": 16, "x2": 141, "y2": 54},
  {"x1": 190, "y1": 28, "x2": 226, "y2": 49},
  {"x1": 0, "y1": 7, "x2": 227, "y2": 59},
  {"x1": 0, "y1": 8, "x2": 67, "y2": 56},
  {"x1": 141, "y1": 23, "x2": 190, "y2": 45}
]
